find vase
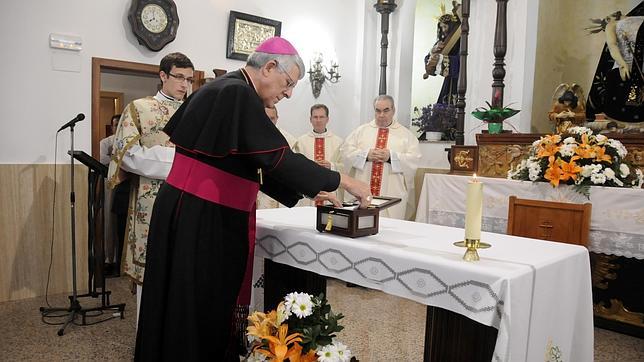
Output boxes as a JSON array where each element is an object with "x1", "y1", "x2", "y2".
[
  {"x1": 487, "y1": 122, "x2": 503, "y2": 134},
  {"x1": 426, "y1": 131, "x2": 443, "y2": 141}
]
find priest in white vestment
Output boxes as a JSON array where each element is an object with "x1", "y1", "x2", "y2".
[
  {"x1": 293, "y1": 104, "x2": 344, "y2": 206},
  {"x1": 257, "y1": 106, "x2": 296, "y2": 209},
  {"x1": 340, "y1": 95, "x2": 421, "y2": 219}
]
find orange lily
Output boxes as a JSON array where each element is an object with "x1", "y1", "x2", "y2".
[
  {"x1": 537, "y1": 142, "x2": 560, "y2": 159},
  {"x1": 559, "y1": 157, "x2": 582, "y2": 182},
  {"x1": 256, "y1": 324, "x2": 302, "y2": 362},
  {"x1": 283, "y1": 343, "x2": 318, "y2": 362},
  {"x1": 544, "y1": 159, "x2": 565, "y2": 187},
  {"x1": 247, "y1": 310, "x2": 278, "y2": 340},
  {"x1": 593, "y1": 146, "x2": 612, "y2": 164},
  {"x1": 575, "y1": 143, "x2": 595, "y2": 159}
]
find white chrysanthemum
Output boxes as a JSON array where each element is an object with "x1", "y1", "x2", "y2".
[
  {"x1": 291, "y1": 293, "x2": 314, "y2": 318},
  {"x1": 247, "y1": 334, "x2": 260, "y2": 344},
  {"x1": 563, "y1": 137, "x2": 577, "y2": 144},
  {"x1": 595, "y1": 134, "x2": 607, "y2": 143},
  {"x1": 276, "y1": 302, "x2": 290, "y2": 324},
  {"x1": 620, "y1": 163, "x2": 630, "y2": 177},
  {"x1": 559, "y1": 143, "x2": 576, "y2": 157},
  {"x1": 247, "y1": 351, "x2": 268, "y2": 362},
  {"x1": 590, "y1": 173, "x2": 607, "y2": 184},
  {"x1": 526, "y1": 161, "x2": 541, "y2": 181},
  {"x1": 608, "y1": 139, "x2": 627, "y2": 158},
  {"x1": 568, "y1": 126, "x2": 592, "y2": 135},
  {"x1": 317, "y1": 344, "x2": 339, "y2": 362},
  {"x1": 635, "y1": 169, "x2": 644, "y2": 187},
  {"x1": 603, "y1": 168, "x2": 616, "y2": 180},
  {"x1": 333, "y1": 341, "x2": 352, "y2": 362},
  {"x1": 532, "y1": 139, "x2": 542, "y2": 147}
]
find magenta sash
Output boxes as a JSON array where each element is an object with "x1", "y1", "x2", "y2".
[{"x1": 166, "y1": 152, "x2": 259, "y2": 212}]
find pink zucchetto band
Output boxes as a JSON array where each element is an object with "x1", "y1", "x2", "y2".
[{"x1": 255, "y1": 36, "x2": 299, "y2": 55}]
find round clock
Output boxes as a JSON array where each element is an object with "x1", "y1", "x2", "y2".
[{"x1": 128, "y1": 0, "x2": 179, "y2": 51}]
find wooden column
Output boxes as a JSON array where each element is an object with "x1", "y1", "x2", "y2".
[
  {"x1": 454, "y1": 0, "x2": 470, "y2": 146},
  {"x1": 491, "y1": 0, "x2": 508, "y2": 107},
  {"x1": 374, "y1": 0, "x2": 397, "y2": 95}
]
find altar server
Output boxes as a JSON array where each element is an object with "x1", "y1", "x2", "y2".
[{"x1": 106, "y1": 52, "x2": 194, "y2": 320}]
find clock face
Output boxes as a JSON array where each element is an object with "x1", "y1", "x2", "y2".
[{"x1": 141, "y1": 4, "x2": 168, "y2": 34}]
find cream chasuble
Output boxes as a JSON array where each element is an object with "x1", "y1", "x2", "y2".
[
  {"x1": 341, "y1": 120, "x2": 421, "y2": 219},
  {"x1": 107, "y1": 96, "x2": 181, "y2": 284},
  {"x1": 256, "y1": 127, "x2": 297, "y2": 209},
  {"x1": 293, "y1": 130, "x2": 344, "y2": 207}
]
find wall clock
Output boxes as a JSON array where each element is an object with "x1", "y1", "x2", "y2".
[{"x1": 128, "y1": 0, "x2": 179, "y2": 51}]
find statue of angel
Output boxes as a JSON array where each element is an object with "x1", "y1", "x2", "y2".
[{"x1": 548, "y1": 83, "x2": 587, "y2": 133}]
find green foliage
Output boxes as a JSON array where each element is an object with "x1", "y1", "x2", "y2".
[{"x1": 287, "y1": 293, "x2": 345, "y2": 353}]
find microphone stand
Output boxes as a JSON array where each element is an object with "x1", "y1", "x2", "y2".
[{"x1": 40, "y1": 122, "x2": 125, "y2": 336}]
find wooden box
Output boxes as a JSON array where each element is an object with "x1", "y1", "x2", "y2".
[{"x1": 316, "y1": 197, "x2": 401, "y2": 238}]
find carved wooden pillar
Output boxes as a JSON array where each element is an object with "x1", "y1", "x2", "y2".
[
  {"x1": 455, "y1": 0, "x2": 470, "y2": 146},
  {"x1": 491, "y1": 0, "x2": 508, "y2": 107},
  {"x1": 374, "y1": 0, "x2": 397, "y2": 95}
]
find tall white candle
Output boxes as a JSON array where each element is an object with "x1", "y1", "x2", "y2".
[{"x1": 464, "y1": 174, "x2": 483, "y2": 240}]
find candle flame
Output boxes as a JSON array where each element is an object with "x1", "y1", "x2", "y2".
[{"x1": 473, "y1": 173, "x2": 477, "y2": 179}]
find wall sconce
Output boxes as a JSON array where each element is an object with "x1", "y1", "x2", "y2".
[{"x1": 308, "y1": 53, "x2": 341, "y2": 98}]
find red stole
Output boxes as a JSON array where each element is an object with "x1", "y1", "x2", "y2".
[
  {"x1": 370, "y1": 128, "x2": 389, "y2": 196},
  {"x1": 314, "y1": 137, "x2": 325, "y2": 205}
]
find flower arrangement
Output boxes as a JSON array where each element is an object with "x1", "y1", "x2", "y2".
[
  {"x1": 507, "y1": 126, "x2": 644, "y2": 195},
  {"x1": 411, "y1": 103, "x2": 457, "y2": 140},
  {"x1": 246, "y1": 292, "x2": 355, "y2": 362}
]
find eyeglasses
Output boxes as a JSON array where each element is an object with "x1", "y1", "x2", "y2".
[
  {"x1": 275, "y1": 61, "x2": 296, "y2": 90},
  {"x1": 168, "y1": 72, "x2": 195, "y2": 85}
]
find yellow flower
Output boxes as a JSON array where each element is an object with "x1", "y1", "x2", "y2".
[{"x1": 537, "y1": 142, "x2": 560, "y2": 159}]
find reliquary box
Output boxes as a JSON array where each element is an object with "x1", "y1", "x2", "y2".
[{"x1": 315, "y1": 196, "x2": 401, "y2": 238}]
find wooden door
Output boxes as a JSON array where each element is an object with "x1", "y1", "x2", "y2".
[{"x1": 99, "y1": 91, "x2": 124, "y2": 141}]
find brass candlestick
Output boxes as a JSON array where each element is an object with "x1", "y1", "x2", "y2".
[{"x1": 453, "y1": 239, "x2": 491, "y2": 262}]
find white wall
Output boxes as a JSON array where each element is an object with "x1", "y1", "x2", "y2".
[
  {"x1": 0, "y1": 0, "x2": 365, "y2": 163},
  {"x1": 1, "y1": 0, "x2": 543, "y2": 163}
]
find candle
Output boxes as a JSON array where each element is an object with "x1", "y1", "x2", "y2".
[{"x1": 464, "y1": 174, "x2": 483, "y2": 240}]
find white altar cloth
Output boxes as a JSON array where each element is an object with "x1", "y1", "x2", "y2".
[
  {"x1": 254, "y1": 207, "x2": 593, "y2": 362},
  {"x1": 415, "y1": 173, "x2": 644, "y2": 259}
]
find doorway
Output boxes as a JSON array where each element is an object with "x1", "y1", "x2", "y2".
[{"x1": 90, "y1": 57, "x2": 205, "y2": 159}]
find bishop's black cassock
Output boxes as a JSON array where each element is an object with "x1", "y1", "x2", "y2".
[{"x1": 134, "y1": 69, "x2": 340, "y2": 361}]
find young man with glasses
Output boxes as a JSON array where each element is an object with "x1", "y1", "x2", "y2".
[
  {"x1": 106, "y1": 52, "x2": 194, "y2": 323},
  {"x1": 134, "y1": 38, "x2": 371, "y2": 361}
]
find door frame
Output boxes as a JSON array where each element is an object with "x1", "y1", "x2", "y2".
[{"x1": 91, "y1": 57, "x2": 204, "y2": 158}]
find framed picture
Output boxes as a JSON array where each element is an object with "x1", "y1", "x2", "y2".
[{"x1": 226, "y1": 11, "x2": 282, "y2": 61}]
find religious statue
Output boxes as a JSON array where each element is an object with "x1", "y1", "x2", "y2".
[
  {"x1": 548, "y1": 83, "x2": 587, "y2": 134},
  {"x1": 423, "y1": 1, "x2": 461, "y2": 104},
  {"x1": 585, "y1": 3, "x2": 643, "y2": 129}
]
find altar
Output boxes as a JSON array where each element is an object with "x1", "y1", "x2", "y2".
[
  {"x1": 254, "y1": 207, "x2": 593, "y2": 362},
  {"x1": 415, "y1": 173, "x2": 644, "y2": 259}
]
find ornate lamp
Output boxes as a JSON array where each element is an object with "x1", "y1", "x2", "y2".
[{"x1": 308, "y1": 52, "x2": 341, "y2": 98}]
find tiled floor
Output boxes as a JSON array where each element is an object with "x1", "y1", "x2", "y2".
[{"x1": 0, "y1": 277, "x2": 642, "y2": 361}]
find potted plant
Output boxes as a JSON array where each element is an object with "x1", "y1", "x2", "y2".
[
  {"x1": 471, "y1": 91, "x2": 520, "y2": 134},
  {"x1": 412, "y1": 103, "x2": 456, "y2": 141}
]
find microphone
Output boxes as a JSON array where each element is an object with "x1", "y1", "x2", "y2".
[{"x1": 57, "y1": 113, "x2": 85, "y2": 132}]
